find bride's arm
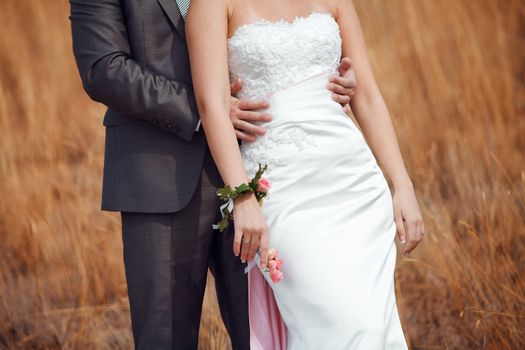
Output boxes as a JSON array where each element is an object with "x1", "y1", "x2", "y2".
[
  {"x1": 335, "y1": 0, "x2": 424, "y2": 255},
  {"x1": 186, "y1": 0, "x2": 269, "y2": 267}
]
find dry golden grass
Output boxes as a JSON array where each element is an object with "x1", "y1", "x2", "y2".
[{"x1": 0, "y1": 0, "x2": 523, "y2": 349}]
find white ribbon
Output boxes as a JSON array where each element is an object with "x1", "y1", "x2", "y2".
[{"x1": 212, "y1": 198, "x2": 234, "y2": 230}]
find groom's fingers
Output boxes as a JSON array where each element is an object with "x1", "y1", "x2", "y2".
[
  {"x1": 235, "y1": 120, "x2": 266, "y2": 136},
  {"x1": 230, "y1": 78, "x2": 243, "y2": 95},
  {"x1": 328, "y1": 77, "x2": 356, "y2": 96},
  {"x1": 338, "y1": 56, "x2": 352, "y2": 75},
  {"x1": 237, "y1": 99, "x2": 270, "y2": 111},
  {"x1": 331, "y1": 93, "x2": 351, "y2": 106},
  {"x1": 237, "y1": 110, "x2": 272, "y2": 123},
  {"x1": 235, "y1": 129, "x2": 257, "y2": 143}
]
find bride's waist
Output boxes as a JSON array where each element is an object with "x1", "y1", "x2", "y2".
[{"x1": 257, "y1": 72, "x2": 347, "y2": 126}]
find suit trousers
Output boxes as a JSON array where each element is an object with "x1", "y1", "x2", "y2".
[{"x1": 121, "y1": 148, "x2": 250, "y2": 349}]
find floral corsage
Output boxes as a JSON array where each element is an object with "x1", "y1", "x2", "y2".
[{"x1": 212, "y1": 163, "x2": 271, "y2": 232}]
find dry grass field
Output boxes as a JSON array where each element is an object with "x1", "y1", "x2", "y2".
[{"x1": 0, "y1": 0, "x2": 524, "y2": 349}]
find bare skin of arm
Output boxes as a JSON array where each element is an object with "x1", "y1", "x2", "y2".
[
  {"x1": 335, "y1": 0, "x2": 424, "y2": 255},
  {"x1": 186, "y1": 0, "x2": 270, "y2": 268}
]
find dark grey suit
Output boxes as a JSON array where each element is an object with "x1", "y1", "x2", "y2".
[{"x1": 69, "y1": 0, "x2": 249, "y2": 348}]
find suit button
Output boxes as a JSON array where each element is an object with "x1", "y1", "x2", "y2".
[{"x1": 167, "y1": 123, "x2": 173, "y2": 129}]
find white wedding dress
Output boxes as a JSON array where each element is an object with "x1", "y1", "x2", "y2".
[{"x1": 228, "y1": 12, "x2": 408, "y2": 350}]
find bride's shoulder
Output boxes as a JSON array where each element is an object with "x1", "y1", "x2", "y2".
[
  {"x1": 318, "y1": 0, "x2": 356, "y2": 22},
  {"x1": 314, "y1": 0, "x2": 339, "y2": 18}
]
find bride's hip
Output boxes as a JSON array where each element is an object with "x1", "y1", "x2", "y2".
[
  {"x1": 240, "y1": 117, "x2": 368, "y2": 167},
  {"x1": 240, "y1": 125, "x2": 385, "y2": 193}
]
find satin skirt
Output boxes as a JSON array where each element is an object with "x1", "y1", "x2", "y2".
[{"x1": 241, "y1": 71, "x2": 408, "y2": 350}]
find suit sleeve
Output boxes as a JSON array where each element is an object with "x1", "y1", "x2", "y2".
[{"x1": 69, "y1": 0, "x2": 199, "y2": 142}]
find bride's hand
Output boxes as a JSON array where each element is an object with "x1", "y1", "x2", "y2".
[
  {"x1": 392, "y1": 183, "x2": 424, "y2": 256},
  {"x1": 233, "y1": 193, "x2": 270, "y2": 269}
]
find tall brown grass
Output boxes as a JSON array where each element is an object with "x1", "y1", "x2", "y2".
[{"x1": 0, "y1": 0, "x2": 523, "y2": 349}]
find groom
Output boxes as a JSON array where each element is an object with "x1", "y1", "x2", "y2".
[{"x1": 69, "y1": 0, "x2": 356, "y2": 349}]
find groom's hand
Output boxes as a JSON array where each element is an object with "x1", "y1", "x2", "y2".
[
  {"x1": 328, "y1": 57, "x2": 357, "y2": 113},
  {"x1": 230, "y1": 79, "x2": 272, "y2": 143}
]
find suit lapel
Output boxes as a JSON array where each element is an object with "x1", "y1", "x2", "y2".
[{"x1": 157, "y1": 0, "x2": 186, "y2": 43}]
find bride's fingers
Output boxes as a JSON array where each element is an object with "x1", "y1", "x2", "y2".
[
  {"x1": 402, "y1": 218, "x2": 419, "y2": 256},
  {"x1": 247, "y1": 234, "x2": 260, "y2": 262},
  {"x1": 233, "y1": 226, "x2": 242, "y2": 257},
  {"x1": 394, "y1": 213, "x2": 406, "y2": 244},
  {"x1": 240, "y1": 233, "x2": 252, "y2": 263},
  {"x1": 416, "y1": 220, "x2": 425, "y2": 243},
  {"x1": 259, "y1": 230, "x2": 269, "y2": 270}
]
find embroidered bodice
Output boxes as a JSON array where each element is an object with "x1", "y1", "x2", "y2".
[
  {"x1": 227, "y1": 12, "x2": 342, "y2": 100},
  {"x1": 227, "y1": 12, "x2": 344, "y2": 179}
]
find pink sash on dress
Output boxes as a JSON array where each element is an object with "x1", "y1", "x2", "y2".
[{"x1": 248, "y1": 268, "x2": 288, "y2": 349}]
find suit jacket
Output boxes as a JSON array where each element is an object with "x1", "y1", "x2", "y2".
[{"x1": 70, "y1": 0, "x2": 208, "y2": 213}]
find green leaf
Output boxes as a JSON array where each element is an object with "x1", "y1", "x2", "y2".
[
  {"x1": 217, "y1": 185, "x2": 233, "y2": 200},
  {"x1": 235, "y1": 183, "x2": 251, "y2": 193},
  {"x1": 218, "y1": 217, "x2": 229, "y2": 232}
]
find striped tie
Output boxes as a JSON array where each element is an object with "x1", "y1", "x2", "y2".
[{"x1": 175, "y1": 0, "x2": 190, "y2": 20}]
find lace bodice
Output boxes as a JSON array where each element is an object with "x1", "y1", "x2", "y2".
[{"x1": 227, "y1": 12, "x2": 342, "y2": 100}]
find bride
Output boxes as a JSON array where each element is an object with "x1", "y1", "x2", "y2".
[{"x1": 186, "y1": 0, "x2": 424, "y2": 348}]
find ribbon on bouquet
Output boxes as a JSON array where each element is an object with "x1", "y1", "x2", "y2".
[{"x1": 212, "y1": 198, "x2": 234, "y2": 230}]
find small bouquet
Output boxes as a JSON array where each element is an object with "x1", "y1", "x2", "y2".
[
  {"x1": 245, "y1": 247, "x2": 284, "y2": 284},
  {"x1": 266, "y1": 248, "x2": 284, "y2": 283},
  {"x1": 213, "y1": 163, "x2": 271, "y2": 232}
]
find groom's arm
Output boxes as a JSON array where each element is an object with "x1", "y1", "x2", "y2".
[{"x1": 70, "y1": 0, "x2": 198, "y2": 142}]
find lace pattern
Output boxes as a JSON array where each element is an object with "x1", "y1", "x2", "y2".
[
  {"x1": 241, "y1": 127, "x2": 318, "y2": 179},
  {"x1": 228, "y1": 12, "x2": 342, "y2": 101}
]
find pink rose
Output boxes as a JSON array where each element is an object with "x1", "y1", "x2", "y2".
[
  {"x1": 257, "y1": 178, "x2": 271, "y2": 193},
  {"x1": 270, "y1": 268, "x2": 284, "y2": 283},
  {"x1": 265, "y1": 248, "x2": 283, "y2": 283},
  {"x1": 267, "y1": 248, "x2": 278, "y2": 260},
  {"x1": 275, "y1": 257, "x2": 283, "y2": 269}
]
